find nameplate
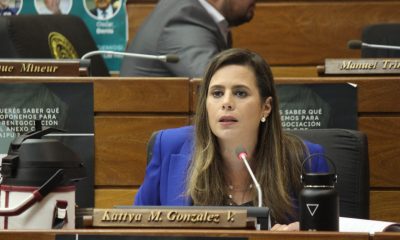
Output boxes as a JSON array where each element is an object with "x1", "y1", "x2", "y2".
[
  {"x1": 0, "y1": 59, "x2": 88, "y2": 76},
  {"x1": 321, "y1": 58, "x2": 400, "y2": 75},
  {"x1": 91, "y1": 208, "x2": 249, "y2": 228}
]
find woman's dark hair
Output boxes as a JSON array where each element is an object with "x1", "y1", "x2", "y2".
[{"x1": 188, "y1": 48, "x2": 307, "y2": 223}]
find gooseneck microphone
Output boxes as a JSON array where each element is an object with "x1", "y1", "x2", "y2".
[
  {"x1": 81, "y1": 50, "x2": 180, "y2": 63},
  {"x1": 347, "y1": 39, "x2": 400, "y2": 51},
  {"x1": 235, "y1": 147, "x2": 262, "y2": 208}
]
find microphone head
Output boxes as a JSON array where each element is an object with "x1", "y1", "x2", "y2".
[
  {"x1": 165, "y1": 54, "x2": 180, "y2": 63},
  {"x1": 347, "y1": 40, "x2": 363, "y2": 49},
  {"x1": 235, "y1": 146, "x2": 248, "y2": 160}
]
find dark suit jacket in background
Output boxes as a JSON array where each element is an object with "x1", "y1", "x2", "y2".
[{"x1": 120, "y1": 0, "x2": 231, "y2": 78}]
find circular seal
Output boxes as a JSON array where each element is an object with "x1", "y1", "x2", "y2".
[{"x1": 48, "y1": 32, "x2": 78, "y2": 59}]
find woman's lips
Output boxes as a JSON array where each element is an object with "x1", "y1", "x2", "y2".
[{"x1": 219, "y1": 116, "x2": 238, "y2": 126}]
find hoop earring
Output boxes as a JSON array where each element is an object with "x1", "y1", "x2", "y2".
[{"x1": 261, "y1": 117, "x2": 266, "y2": 122}]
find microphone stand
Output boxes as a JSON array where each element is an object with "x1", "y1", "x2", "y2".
[
  {"x1": 240, "y1": 155, "x2": 263, "y2": 208},
  {"x1": 348, "y1": 40, "x2": 400, "y2": 51},
  {"x1": 362, "y1": 42, "x2": 400, "y2": 51},
  {"x1": 81, "y1": 50, "x2": 179, "y2": 63}
]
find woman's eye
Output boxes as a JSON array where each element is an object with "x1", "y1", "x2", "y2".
[
  {"x1": 211, "y1": 90, "x2": 223, "y2": 98},
  {"x1": 235, "y1": 90, "x2": 247, "y2": 98}
]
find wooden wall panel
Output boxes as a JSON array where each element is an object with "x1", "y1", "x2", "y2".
[
  {"x1": 272, "y1": 67, "x2": 319, "y2": 78},
  {"x1": 356, "y1": 79, "x2": 400, "y2": 113},
  {"x1": 373, "y1": 233, "x2": 400, "y2": 240},
  {"x1": 0, "y1": 233, "x2": 53, "y2": 240},
  {"x1": 94, "y1": 78, "x2": 189, "y2": 112},
  {"x1": 95, "y1": 188, "x2": 137, "y2": 208},
  {"x1": 126, "y1": 4, "x2": 154, "y2": 45},
  {"x1": 95, "y1": 116, "x2": 189, "y2": 186},
  {"x1": 359, "y1": 117, "x2": 400, "y2": 188},
  {"x1": 233, "y1": 2, "x2": 400, "y2": 65},
  {"x1": 126, "y1": 2, "x2": 400, "y2": 66},
  {"x1": 370, "y1": 191, "x2": 400, "y2": 222}
]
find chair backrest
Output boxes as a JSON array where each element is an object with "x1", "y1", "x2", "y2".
[
  {"x1": 146, "y1": 128, "x2": 369, "y2": 219},
  {"x1": 0, "y1": 15, "x2": 109, "y2": 76},
  {"x1": 288, "y1": 128, "x2": 369, "y2": 219},
  {"x1": 361, "y1": 23, "x2": 400, "y2": 58}
]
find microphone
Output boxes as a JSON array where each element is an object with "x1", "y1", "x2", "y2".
[
  {"x1": 235, "y1": 147, "x2": 262, "y2": 208},
  {"x1": 81, "y1": 50, "x2": 180, "y2": 63},
  {"x1": 347, "y1": 39, "x2": 400, "y2": 51}
]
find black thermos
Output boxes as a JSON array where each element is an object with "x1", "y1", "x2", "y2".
[{"x1": 299, "y1": 154, "x2": 339, "y2": 231}]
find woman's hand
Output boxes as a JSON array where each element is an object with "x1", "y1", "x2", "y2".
[{"x1": 271, "y1": 221, "x2": 299, "y2": 231}]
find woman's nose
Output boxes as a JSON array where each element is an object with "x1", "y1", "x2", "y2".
[
  {"x1": 222, "y1": 104, "x2": 232, "y2": 110},
  {"x1": 222, "y1": 94, "x2": 234, "y2": 110}
]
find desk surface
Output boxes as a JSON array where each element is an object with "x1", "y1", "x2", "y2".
[{"x1": 0, "y1": 229, "x2": 383, "y2": 240}]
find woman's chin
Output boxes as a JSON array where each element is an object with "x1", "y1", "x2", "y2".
[{"x1": 215, "y1": 129, "x2": 243, "y2": 141}]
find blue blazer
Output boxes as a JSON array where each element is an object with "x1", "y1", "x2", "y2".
[{"x1": 135, "y1": 126, "x2": 327, "y2": 206}]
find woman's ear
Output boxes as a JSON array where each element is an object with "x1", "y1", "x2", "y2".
[{"x1": 263, "y1": 97, "x2": 272, "y2": 118}]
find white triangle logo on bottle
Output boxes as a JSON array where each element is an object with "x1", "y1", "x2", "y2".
[{"x1": 306, "y1": 204, "x2": 319, "y2": 216}]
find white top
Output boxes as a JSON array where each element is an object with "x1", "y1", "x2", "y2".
[{"x1": 96, "y1": 4, "x2": 114, "y2": 20}]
